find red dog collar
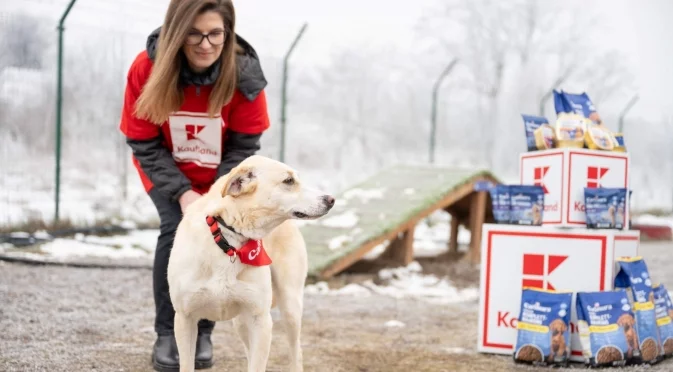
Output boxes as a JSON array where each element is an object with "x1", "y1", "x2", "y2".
[{"x1": 205, "y1": 216, "x2": 272, "y2": 266}]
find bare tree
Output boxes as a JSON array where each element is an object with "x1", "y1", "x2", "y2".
[
  {"x1": 0, "y1": 13, "x2": 49, "y2": 70},
  {"x1": 415, "y1": 0, "x2": 633, "y2": 172}
]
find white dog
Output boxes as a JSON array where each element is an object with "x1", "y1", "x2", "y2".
[{"x1": 167, "y1": 155, "x2": 335, "y2": 372}]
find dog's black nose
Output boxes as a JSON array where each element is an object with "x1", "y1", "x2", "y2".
[{"x1": 323, "y1": 195, "x2": 335, "y2": 207}]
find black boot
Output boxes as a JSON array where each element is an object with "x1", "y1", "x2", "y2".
[
  {"x1": 152, "y1": 334, "x2": 179, "y2": 372},
  {"x1": 195, "y1": 333, "x2": 214, "y2": 369}
]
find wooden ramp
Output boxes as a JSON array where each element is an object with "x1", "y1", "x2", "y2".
[{"x1": 299, "y1": 165, "x2": 500, "y2": 279}]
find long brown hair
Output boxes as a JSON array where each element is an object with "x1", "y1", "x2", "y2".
[{"x1": 134, "y1": 0, "x2": 237, "y2": 124}]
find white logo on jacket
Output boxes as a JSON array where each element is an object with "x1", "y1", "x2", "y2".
[{"x1": 168, "y1": 111, "x2": 223, "y2": 168}]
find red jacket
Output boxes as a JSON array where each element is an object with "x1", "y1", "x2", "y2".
[{"x1": 119, "y1": 50, "x2": 270, "y2": 197}]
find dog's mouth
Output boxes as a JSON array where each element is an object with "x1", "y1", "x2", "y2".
[{"x1": 292, "y1": 211, "x2": 325, "y2": 220}]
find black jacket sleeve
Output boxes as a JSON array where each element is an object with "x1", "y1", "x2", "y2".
[
  {"x1": 126, "y1": 135, "x2": 192, "y2": 202},
  {"x1": 216, "y1": 130, "x2": 262, "y2": 178}
]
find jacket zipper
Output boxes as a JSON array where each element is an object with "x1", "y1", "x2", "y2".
[{"x1": 196, "y1": 85, "x2": 201, "y2": 96}]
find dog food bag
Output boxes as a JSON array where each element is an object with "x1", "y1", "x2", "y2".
[
  {"x1": 509, "y1": 185, "x2": 544, "y2": 225},
  {"x1": 653, "y1": 284, "x2": 673, "y2": 357},
  {"x1": 614, "y1": 257, "x2": 662, "y2": 364},
  {"x1": 522, "y1": 114, "x2": 550, "y2": 151},
  {"x1": 553, "y1": 90, "x2": 603, "y2": 125},
  {"x1": 613, "y1": 133, "x2": 626, "y2": 152},
  {"x1": 489, "y1": 185, "x2": 510, "y2": 224},
  {"x1": 576, "y1": 290, "x2": 635, "y2": 367},
  {"x1": 513, "y1": 288, "x2": 572, "y2": 366},
  {"x1": 584, "y1": 188, "x2": 627, "y2": 229}
]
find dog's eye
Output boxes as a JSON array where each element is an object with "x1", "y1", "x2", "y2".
[{"x1": 283, "y1": 177, "x2": 295, "y2": 185}]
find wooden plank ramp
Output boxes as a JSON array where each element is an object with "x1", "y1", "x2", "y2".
[{"x1": 298, "y1": 165, "x2": 499, "y2": 279}]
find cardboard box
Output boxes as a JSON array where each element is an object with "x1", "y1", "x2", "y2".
[
  {"x1": 519, "y1": 148, "x2": 630, "y2": 227},
  {"x1": 477, "y1": 224, "x2": 640, "y2": 361}
]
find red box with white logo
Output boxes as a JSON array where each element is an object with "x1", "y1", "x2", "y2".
[
  {"x1": 519, "y1": 148, "x2": 630, "y2": 227},
  {"x1": 477, "y1": 224, "x2": 639, "y2": 361}
]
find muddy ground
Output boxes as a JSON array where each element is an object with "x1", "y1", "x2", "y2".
[{"x1": 1, "y1": 242, "x2": 672, "y2": 372}]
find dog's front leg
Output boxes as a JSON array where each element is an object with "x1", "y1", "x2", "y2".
[
  {"x1": 240, "y1": 311, "x2": 273, "y2": 372},
  {"x1": 277, "y1": 291, "x2": 304, "y2": 372},
  {"x1": 175, "y1": 312, "x2": 198, "y2": 372}
]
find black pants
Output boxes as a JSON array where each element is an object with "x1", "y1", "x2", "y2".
[{"x1": 149, "y1": 187, "x2": 215, "y2": 336}]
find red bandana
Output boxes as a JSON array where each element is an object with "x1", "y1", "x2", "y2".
[{"x1": 236, "y1": 239, "x2": 272, "y2": 266}]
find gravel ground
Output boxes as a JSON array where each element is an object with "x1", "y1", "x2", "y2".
[{"x1": 1, "y1": 242, "x2": 672, "y2": 372}]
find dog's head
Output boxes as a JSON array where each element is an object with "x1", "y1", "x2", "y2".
[
  {"x1": 617, "y1": 314, "x2": 638, "y2": 348},
  {"x1": 207, "y1": 155, "x2": 335, "y2": 239},
  {"x1": 549, "y1": 319, "x2": 567, "y2": 353}
]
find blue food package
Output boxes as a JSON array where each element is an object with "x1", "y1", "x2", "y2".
[
  {"x1": 522, "y1": 114, "x2": 550, "y2": 151},
  {"x1": 584, "y1": 188, "x2": 627, "y2": 229},
  {"x1": 553, "y1": 90, "x2": 602, "y2": 124},
  {"x1": 513, "y1": 288, "x2": 572, "y2": 366},
  {"x1": 509, "y1": 185, "x2": 544, "y2": 225},
  {"x1": 614, "y1": 257, "x2": 662, "y2": 363},
  {"x1": 576, "y1": 290, "x2": 635, "y2": 366},
  {"x1": 652, "y1": 284, "x2": 673, "y2": 356},
  {"x1": 489, "y1": 185, "x2": 511, "y2": 224}
]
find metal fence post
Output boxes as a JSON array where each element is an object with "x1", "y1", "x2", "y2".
[
  {"x1": 429, "y1": 58, "x2": 458, "y2": 164},
  {"x1": 55, "y1": 0, "x2": 78, "y2": 224},
  {"x1": 618, "y1": 94, "x2": 639, "y2": 133},
  {"x1": 279, "y1": 23, "x2": 307, "y2": 163}
]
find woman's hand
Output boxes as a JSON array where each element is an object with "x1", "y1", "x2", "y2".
[{"x1": 179, "y1": 190, "x2": 202, "y2": 212}]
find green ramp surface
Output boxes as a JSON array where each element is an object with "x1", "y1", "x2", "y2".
[{"x1": 298, "y1": 165, "x2": 498, "y2": 278}]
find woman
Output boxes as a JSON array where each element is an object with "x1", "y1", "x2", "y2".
[{"x1": 119, "y1": 1, "x2": 270, "y2": 370}]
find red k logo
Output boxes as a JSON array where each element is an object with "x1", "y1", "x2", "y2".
[
  {"x1": 522, "y1": 253, "x2": 568, "y2": 290},
  {"x1": 533, "y1": 166, "x2": 550, "y2": 194},
  {"x1": 587, "y1": 166, "x2": 609, "y2": 188},
  {"x1": 186, "y1": 124, "x2": 206, "y2": 141}
]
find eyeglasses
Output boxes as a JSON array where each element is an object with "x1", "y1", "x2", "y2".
[{"x1": 185, "y1": 31, "x2": 226, "y2": 46}]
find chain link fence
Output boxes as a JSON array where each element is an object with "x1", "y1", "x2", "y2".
[{"x1": 1, "y1": 1, "x2": 672, "y2": 232}]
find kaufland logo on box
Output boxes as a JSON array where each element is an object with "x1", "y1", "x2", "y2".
[
  {"x1": 520, "y1": 153, "x2": 563, "y2": 223},
  {"x1": 533, "y1": 167, "x2": 550, "y2": 194},
  {"x1": 522, "y1": 253, "x2": 568, "y2": 290},
  {"x1": 587, "y1": 166, "x2": 609, "y2": 188}
]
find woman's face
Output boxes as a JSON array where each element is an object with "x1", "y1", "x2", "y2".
[{"x1": 183, "y1": 11, "x2": 226, "y2": 73}]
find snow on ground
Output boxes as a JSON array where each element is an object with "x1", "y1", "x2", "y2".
[
  {"x1": 319, "y1": 209, "x2": 359, "y2": 228},
  {"x1": 633, "y1": 214, "x2": 673, "y2": 230},
  {"x1": 0, "y1": 158, "x2": 158, "y2": 228},
  {"x1": 342, "y1": 187, "x2": 386, "y2": 204},
  {"x1": 305, "y1": 260, "x2": 479, "y2": 305},
  {"x1": 1, "y1": 230, "x2": 158, "y2": 260}
]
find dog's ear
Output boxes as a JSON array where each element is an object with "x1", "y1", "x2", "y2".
[{"x1": 222, "y1": 166, "x2": 257, "y2": 197}]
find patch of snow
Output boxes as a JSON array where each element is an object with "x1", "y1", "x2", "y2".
[
  {"x1": 384, "y1": 320, "x2": 406, "y2": 328},
  {"x1": 9, "y1": 232, "x2": 30, "y2": 238},
  {"x1": 321, "y1": 210, "x2": 359, "y2": 228},
  {"x1": 33, "y1": 230, "x2": 52, "y2": 239},
  {"x1": 343, "y1": 188, "x2": 386, "y2": 204},
  {"x1": 328, "y1": 235, "x2": 352, "y2": 250},
  {"x1": 403, "y1": 188, "x2": 415, "y2": 196},
  {"x1": 633, "y1": 214, "x2": 673, "y2": 230},
  {"x1": 304, "y1": 282, "x2": 371, "y2": 297},
  {"x1": 40, "y1": 238, "x2": 151, "y2": 259},
  {"x1": 362, "y1": 240, "x2": 390, "y2": 260},
  {"x1": 305, "y1": 261, "x2": 479, "y2": 305}
]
